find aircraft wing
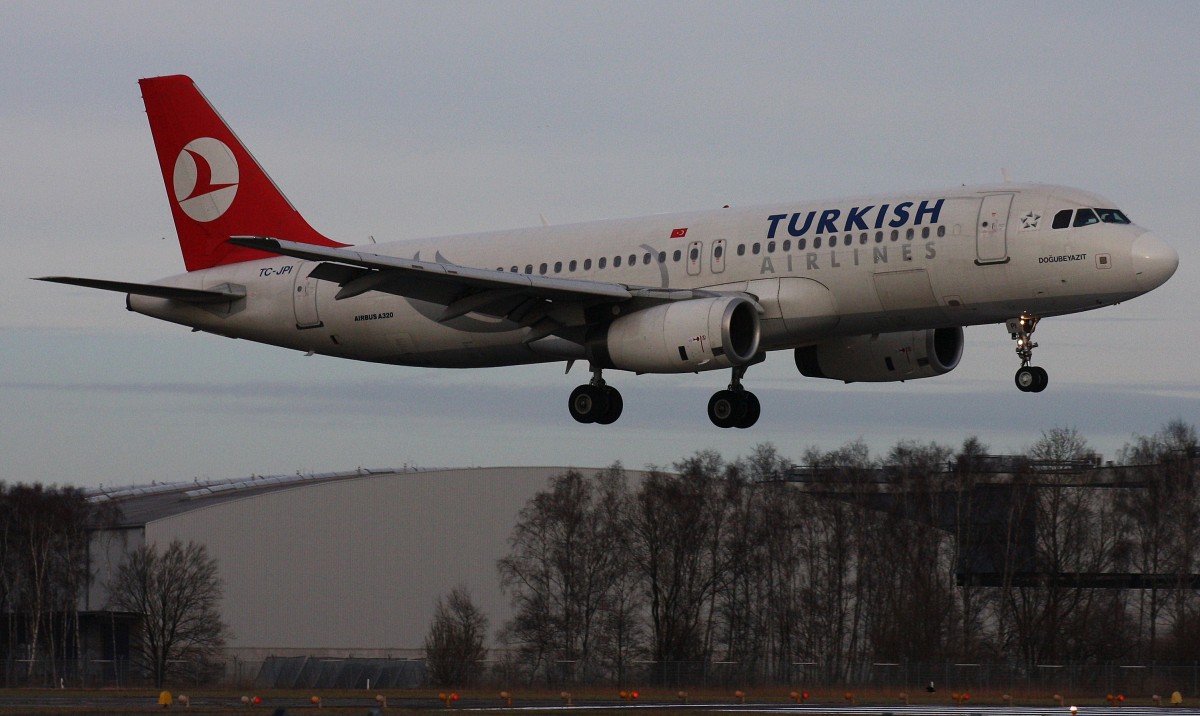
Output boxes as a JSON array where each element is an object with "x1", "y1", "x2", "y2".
[
  {"x1": 228, "y1": 237, "x2": 716, "y2": 333},
  {"x1": 35, "y1": 276, "x2": 245, "y2": 304}
]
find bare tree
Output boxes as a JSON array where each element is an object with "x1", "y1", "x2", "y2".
[
  {"x1": 999, "y1": 428, "x2": 1128, "y2": 665},
  {"x1": 629, "y1": 453, "x2": 731, "y2": 683},
  {"x1": 424, "y1": 586, "x2": 489, "y2": 688},
  {"x1": 1, "y1": 484, "x2": 93, "y2": 683},
  {"x1": 498, "y1": 468, "x2": 629, "y2": 683},
  {"x1": 1118, "y1": 420, "x2": 1200, "y2": 659},
  {"x1": 865, "y1": 441, "x2": 958, "y2": 662},
  {"x1": 106, "y1": 539, "x2": 226, "y2": 687}
]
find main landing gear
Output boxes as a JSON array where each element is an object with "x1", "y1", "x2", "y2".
[
  {"x1": 568, "y1": 367, "x2": 623, "y2": 425},
  {"x1": 568, "y1": 362, "x2": 763, "y2": 428},
  {"x1": 1008, "y1": 312, "x2": 1048, "y2": 393},
  {"x1": 707, "y1": 364, "x2": 760, "y2": 429}
]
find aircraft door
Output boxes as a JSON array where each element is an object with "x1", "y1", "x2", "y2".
[
  {"x1": 293, "y1": 263, "x2": 322, "y2": 328},
  {"x1": 686, "y1": 240, "x2": 703, "y2": 276},
  {"x1": 976, "y1": 193, "x2": 1013, "y2": 265},
  {"x1": 711, "y1": 239, "x2": 727, "y2": 274}
]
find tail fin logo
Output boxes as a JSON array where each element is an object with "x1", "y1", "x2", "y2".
[{"x1": 172, "y1": 137, "x2": 239, "y2": 223}]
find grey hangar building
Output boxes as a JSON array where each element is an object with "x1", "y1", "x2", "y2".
[{"x1": 83, "y1": 466, "x2": 617, "y2": 686}]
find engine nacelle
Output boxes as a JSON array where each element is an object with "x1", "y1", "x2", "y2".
[
  {"x1": 795, "y1": 327, "x2": 963, "y2": 383},
  {"x1": 598, "y1": 296, "x2": 761, "y2": 373}
]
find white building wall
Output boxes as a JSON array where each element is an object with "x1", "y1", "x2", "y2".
[{"x1": 139, "y1": 467, "x2": 592, "y2": 651}]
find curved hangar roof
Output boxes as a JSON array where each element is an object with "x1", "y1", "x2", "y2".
[{"x1": 87, "y1": 466, "x2": 633, "y2": 652}]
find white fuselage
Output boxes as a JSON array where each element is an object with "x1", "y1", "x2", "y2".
[{"x1": 128, "y1": 182, "x2": 1173, "y2": 371}]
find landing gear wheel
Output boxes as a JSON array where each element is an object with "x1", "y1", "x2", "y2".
[
  {"x1": 708, "y1": 390, "x2": 746, "y2": 429},
  {"x1": 594, "y1": 386, "x2": 623, "y2": 425},
  {"x1": 1031, "y1": 366, "x2": 1048, "y2": 393},
  {"x1": 569, "y1": 384, "x2": 610, "y2": 424},
  {"x1": 1014, "y1": 366, "x2": 1049, "y2": 393},
  {"x1": 735, "y1": 392, "x2": 760, "y2": 429}
]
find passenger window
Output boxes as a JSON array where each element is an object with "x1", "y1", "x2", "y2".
[
  {"x1": 539, "y1": 263, "x2": 548, "y2": 275},
  {"x1": 643, "y1": 253, "x2": 651, "y2": 265},
  {"x1": 906, "y1": 228, "x2": 915, "y2": 240},
  {"x1": 752, "y1": 243, "x2": 761, "y2": 255},
  {"x1": 510, "y1": 266, "x2": 518, "y2": 272},
  {"x1": 736, "y1": 244, "x2": 745, "y2": 256},
  {"x1": 629, "y1": 253, "x2": 637, "y2": 265},
  {"x1": 891, "y1": 230, "x2": 899, "y2": 241},
  {"x1": 875, "y1": 231, "x2": 883, "y2": 243},
  {"x1": 937, "y1": 225, "x2": 946, "y2": 237},
  {"x1": 524, "y1": 264, "x2": 533, "y2": 274},
  {"x1": 613, "y1": 256, "x2": 622, "y2": 268},
  {"x1": 714, "y1": 244, "x2": 724, "y2": 259},
  {"x1": 921, "y1": 227, "x2": 929, "y2": 239},
  {"x1": 767, "y1": 240, "x2": 776, "y2": 253},
  {"x1": 860, "y1": 232, "x2": 868, "y2": 245},
  {"x1": 598, "y1": 257, "x2": 606, "y2": 269},
  {"x1": 689, "y1": 247, "x2": 700, "y2": 261},
  {"x1": 674, "y1": 249, "x2": 682, "y2": 261},
  {"x1": 584, "y1": 258, "x2": 592, "y2": 270},
  {"x1": 798, "y1": 239, "x2": 806, "y2": 250},
  {"x1": 658, "y1": 251, "x2": 666, "y2": 263},
  {"x1": 569, "y1": 259, "x2": 577, "y2": 271},
  {"x1": 814, "y1": 237, "x2": 822, "y2": 249},
  {"x1": 554, "y1": 261, "x2": 562, "y2": 273},
  {"x1": 1073, "y1": 208, "x2": 1099, "y2": 227},
  {"x1": 1052, "y1": 209, "x2": 1073, "y2": 229},
  {"x1": 782, "y1": 240, "x2": 791, "y2": 252}
]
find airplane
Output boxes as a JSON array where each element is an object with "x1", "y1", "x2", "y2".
[{"x1": 38, "y1": 75, "x2": 1179, "y2": 428}]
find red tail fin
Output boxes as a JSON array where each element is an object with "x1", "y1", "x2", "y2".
[{"x1": 139, "y1": 75, "x2": 344, "y2": 272}]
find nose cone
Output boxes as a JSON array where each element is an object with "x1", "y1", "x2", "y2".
[{"x1": 1131, "y1": 232, "x2": 1179, "y2": 290}]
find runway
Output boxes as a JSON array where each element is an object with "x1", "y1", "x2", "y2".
[{"x1": 472, "y1": 703, "x2": 1199, "y2": 716}]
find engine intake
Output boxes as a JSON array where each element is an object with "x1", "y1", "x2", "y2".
[
  {"x1": 795, "y1": 327, "x2": 963, "y2": 383},
  {"x1": 597, "y1": 296, "x2": 761, "y2": 373}
]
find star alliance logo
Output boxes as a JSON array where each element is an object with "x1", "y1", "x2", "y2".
[{"x1": 1020, "y1": 211, "x2": 1041, "y2": 231}]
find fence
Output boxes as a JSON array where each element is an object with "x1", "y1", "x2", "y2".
[{"x1": 4, "y1": 656, "x2": 1200, "y2": 695}]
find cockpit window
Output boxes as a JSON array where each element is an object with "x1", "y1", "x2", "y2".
[
  {"x1": 1052, "y1": 206, "x2": 1131, "y2": 230},
  {"x1": 1073, "y1": 208, "x2": 1099, "y2": 228},
  {"x1": 1096, "y1": 208, "x2": 1131, "y2": 224}
]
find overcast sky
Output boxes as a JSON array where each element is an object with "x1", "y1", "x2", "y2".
[{"x1": 3, "y1": 2, "x2": 1197, "y2": 490}]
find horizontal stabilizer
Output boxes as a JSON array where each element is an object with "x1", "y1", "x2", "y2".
[{"x1": 34, "y1": 276, "x2": 245, "y2": 304}]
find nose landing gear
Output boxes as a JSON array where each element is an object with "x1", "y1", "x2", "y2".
[{"x1": 1008, "y1": 313, "x2": 1048, "y2": 393}]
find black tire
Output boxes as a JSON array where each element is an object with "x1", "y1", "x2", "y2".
[
  {"x1": 1031, "y1": 366, "x2": 1049, "y2": 393},
  {"x1": 1014, "y1": 367, "x2": 1037, "y2": 392},
  {"x1": 594, "y1": 386, "x2": 623, "y2": 425},
  {"x1": 568, "y1": 384, "x2": 609, "y2": 424},
  {"x1": 707, "y1": 389, "x2": 745, "y2": 429},
  {"x1": 735, "y1": 392, "x2": 760, "y2": 429}
]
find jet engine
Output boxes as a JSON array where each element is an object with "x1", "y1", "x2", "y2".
[
  {"x1": 795, "y1": 327, "x2": 963, "y2": 383},
  {"x1": 596, "y1": 296, "x2": 761, "y2": 373}
]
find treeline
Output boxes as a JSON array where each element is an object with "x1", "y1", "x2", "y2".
[
  {"x1": 0, "y1": 484, "x2": 113, "y2": 681},
  {"x1": 495, "y1": 421, "x2": 1200, "y2": 686}
]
